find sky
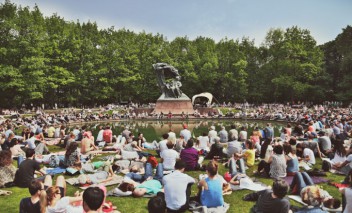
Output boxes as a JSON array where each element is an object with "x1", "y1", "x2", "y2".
[{"x1": 4, "y1": 0, "x2": 352, "y2": 46}]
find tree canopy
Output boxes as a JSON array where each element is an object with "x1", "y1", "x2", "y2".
[{"x1": 0, "y1": 0, "x2": 351, "y2": 108}]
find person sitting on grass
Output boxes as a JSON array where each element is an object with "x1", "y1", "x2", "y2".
[
  {"x1": 236, "y1": 139, "x2": 255, "y2": 167},
  {"x1": 180, "y1": 139, "x2": 203, "y2": 171},
  {"x1": 14, "y1": 149, "x2": 47, "y2": 188},
  {"x1": 81, "y1": 131, "x2": 99, "y2": 155},
  {"x1": 245, "y1": 179, "x2": 291, "y2": 213},
  {"x1": 161, "y1": 141, "x2": 179, "y2": 171},
  {"x1": 256, "y1": 144, "x2": 287, "y2": 179},
  {"x1": 0, "y1": 150, "x2": 16, "y2": 188},
  {"x1": 197, "y1": 161, "x2": 224, "y2": 208},
  {"x1": 19, "y1": 179, "x2": 43, "y2": 213},
  {"x1": 290, "y1": 172, "x2": 341, "y2": 212}
]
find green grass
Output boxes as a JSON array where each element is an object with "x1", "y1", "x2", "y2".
[{"x1": 1, "y1": 146, "x2": 346, "y2": 213}]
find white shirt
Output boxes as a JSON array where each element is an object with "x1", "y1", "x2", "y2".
[
  {"x1": 161, "y1": 149, "x2": 179, "y2": 170},
  {"x1": 197, "y1": 136, "x2": 210, "y2": 150},
  {"x1": 208, "y1": 130, "x2": 217, "y2": 143},
  {"x1": 239, "y1": 131, "x2": 248, "y2": 141},
  {"x1": 96, "y1": 129, "x2": 104, "y2": 142},
  {"x1": 159, "y1": 139, "x2": 168, "y2": 153},
  {"x1": 180, "y1": 129, "x2": 192, "y2": 143},
  {"x1": 46, "y1": 197, "x2": 70, "y2": 213},
  {"x1": 168, "y1": 132, "x2": 176, "y2": 144},
  {"x1": 303, "y1": 148, "x2": 315, "y2": 164},
  {"x1": 163, "y1": 170, "x2": 195, "y2": 210}
]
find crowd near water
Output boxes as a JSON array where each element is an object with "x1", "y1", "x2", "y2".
[{"x1": 0, "y1": 102, "x2": 352, "y2": 213}]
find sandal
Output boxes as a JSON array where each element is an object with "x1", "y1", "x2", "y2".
[{"x1": 0, "y1": 190, "x2": 12, "y2": 196}]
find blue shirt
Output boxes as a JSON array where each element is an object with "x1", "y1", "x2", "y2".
[{"x1": 201, "y1": 177, "x2": 224, "y2": 208}]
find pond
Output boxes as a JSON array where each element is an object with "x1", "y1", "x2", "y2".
[{"x1": 67, "y1": 119, "x2": 288, "y2": 141}]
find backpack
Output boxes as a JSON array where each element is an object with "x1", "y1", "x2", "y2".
[
  {"x1": 147, "y1": 155, "x2": 158, "y2": 168},
  {"x1": 49, "y1": 155, "x2": 60, "y2": 167}
]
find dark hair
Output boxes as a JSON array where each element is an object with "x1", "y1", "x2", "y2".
[
  {"x1": 174, "y1": 160, "x2": 186, "y2": 170},
  {"x1": 231, "y1": 124, "x2": 236, "y2": 129},
  {"x1": 29, "y1": 180, "x2": 42, "y2": 195},
  {"x1": 206, "y1": 161, "x2": 218, "y2": 177},
  {"x1": 118, "y1": 182, "x2": 135, "y2": 192},
  {"x1": 25, "y1": 148, "x2": 35, "y2": 158},
  {"x1": 272, "y1": 179, "x2": 288, "y2": 198},
  {"x1": 83, "y1": 187, "x2": 105, "y2": 211},
  {"x1": 65, "y1": 142, "x2": 78, "y2": 157},
  {"x1": 9, "y1": 138, "x2": 18, "y2": 148},
  {"x1": 148, "y1": 195, "x2": 166, "y2": 213},
  {"x1": 166, "y1": 141, "x2": 174, "y2": 149},
  {"x1": 162, "y1": 133, "x2": 169, "y2": 139},
  {"x1": 296, "y1": 143, "x2": 304, "y2": 150},
  {"x1": 245, "y1": 140, "x2": 254, "y2": 149},
  {"x1": 0, "y1": 150, "x2": 12, "y2": 167},
  {"x1": 273, "y1": 145, "x2": 283, "y2": 155},
  {"x1": 186, "y1": 139, "x2": 194, "y2": 148},
  {"x1": 283, "y1": 144, "x2": 292, "y2": 155},
  {"x1": 333, "y1": 139, "x2": 347, "y2": 157},
  {"x1": 323, "y1": 198, "x2": 341, "y2": 209},
  {"x1": 289, "y1": 137, "x2": 297, "y2": 146}
]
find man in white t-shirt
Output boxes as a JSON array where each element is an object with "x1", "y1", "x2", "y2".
[
  {"x1": 162, "y1": 160, "x2": 195, "y2": 212},
  {"x1": 161, "y1": 141, "x2": 179, "y2": 170}
]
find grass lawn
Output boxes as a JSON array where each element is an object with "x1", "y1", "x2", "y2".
[{"x1": 0, "y1": 144, "x2": 346, "y2": 213}]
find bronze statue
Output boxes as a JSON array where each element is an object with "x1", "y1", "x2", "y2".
[{"x1": 153, "y1": 63, "x2": 183, "y2": 98}]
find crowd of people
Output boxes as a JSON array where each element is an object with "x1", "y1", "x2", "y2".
[{"x1": 0, "y1": 103, "x2": 351, "y2": 212}]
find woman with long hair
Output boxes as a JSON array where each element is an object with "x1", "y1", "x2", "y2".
[
  {"x1": 40, "y1": 186, "x2": 82, "y2": 213},
  {"x1": 63, "y1": 142, "x2": 80, "y2": 167},
  {"x1": 0, "y1": 150, "x2": 16, "y2": 187}
]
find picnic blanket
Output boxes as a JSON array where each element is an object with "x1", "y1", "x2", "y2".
[
  {"x1": 46, "y1": 167, "x2": 66, "y2": 175},
  {"x1": 190, "y1": 201, "x2": 230, "y2": 213},
  {"x1": 284, "y1": 176, "x2": 329, "y2": 185},
  {"x1": 230, "y1": 179, "x2": 267, "y2": 191},
  {"x1": 66, "y1": 175, "x2": 123, "y2": 189},
  {"x1": 288, "y1": 195, "x2": 342, "y2": 212},
  {"x1": 329, "y1": 182, "x2": 349, "y2": 189}
]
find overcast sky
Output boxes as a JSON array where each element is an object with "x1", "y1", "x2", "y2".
[{"x1": 4, "y1": 0, "x2": 352, "y2": 46}]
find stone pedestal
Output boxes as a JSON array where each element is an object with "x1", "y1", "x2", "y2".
[{"x1": 153, "y1": 94, "x2": 194, "y2": 115}]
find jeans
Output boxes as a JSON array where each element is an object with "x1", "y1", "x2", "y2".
[
  {"x1": 290, "y1": 172, "x2": 314, "y2": 194},
  {"x1": 126, "y1": 163, "x2": 164, "y2": 183},
  {"x1": 229, "y1": 158, "x2": 246, "y2": 176}
]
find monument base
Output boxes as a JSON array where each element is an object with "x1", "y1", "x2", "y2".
[{"x1": 153, "y1": 96, "x2": 194, "y2": 115}]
